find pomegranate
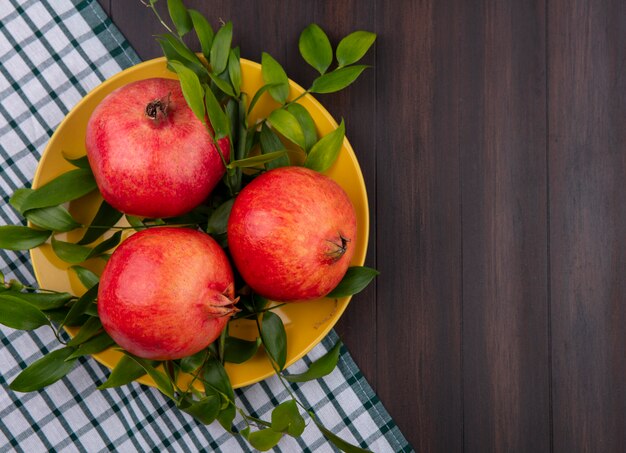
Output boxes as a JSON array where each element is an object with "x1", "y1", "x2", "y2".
[
  {"x1": 227, "y1": 167, "x2": 357, "y2": 301},
  {"x1": 85, "y1": 78, "x2": 229, "y2": 218},
  {"x1": 97, "y1": 227, "x2": 237, "y2": 360}
]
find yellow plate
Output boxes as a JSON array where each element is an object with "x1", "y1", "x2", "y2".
[{"x1": 30, "y1": 58, "x2": 369, "y2": 389}]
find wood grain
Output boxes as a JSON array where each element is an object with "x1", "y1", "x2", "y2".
[
  {"x1": 375, "y1": 1, "x2": 463, "y2": 451},
  {"x1": 548, "y1": 1, "x2": 626, "y2": 452},
  {"x1": 99, "y1": 0, "x2": 626, "y2": 450},
  {"x1": 460, "y1": 1, "x2": 551, "y2": 452}
]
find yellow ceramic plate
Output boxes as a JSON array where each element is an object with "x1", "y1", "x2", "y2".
[{"x1": 30, "y1": 57, "x2": 369, "y2": 389}]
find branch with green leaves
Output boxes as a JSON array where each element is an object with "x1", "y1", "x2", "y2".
[{"x1": 146, "y1": 0, "x2": 375, "y2": 194}]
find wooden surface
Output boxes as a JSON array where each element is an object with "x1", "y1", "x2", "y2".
[{"x1": 99, "y1": 1, "x2": 626, "y2": 451}]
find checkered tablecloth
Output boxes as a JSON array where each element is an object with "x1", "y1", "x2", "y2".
[{"x1": 0, "y1": 1, "x2": 412, "y2": 451}]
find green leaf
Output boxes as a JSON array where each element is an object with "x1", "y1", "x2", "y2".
[
  {"x1": 236, "y1": 95, "x2": 251, "y2": 159},
  {"x1": 203, "y1": 356, "x2": 236, "y2": 431},
  {"x1": 51, "y1": 231, "x2": 122, "y2": 264},
  {"x1": 52, "y1": 237, "x2": 97, "y2": 263},
  {"x1": 326, "y1": 266, "x2": 379, "y2": 298},
  {"x1": 206, "y1": 199, "x2": 234, "y2": 235},
  {"x1": 62, "y1": 153, "x2": 91, "y2": 169},
  {"x1": 17, "y1": 169, "x2": 97, "y2": 213},
  {"x1": 243, "y1": 124, "x2": 258, "y2": 159},
  {"x1": 179, "y1": 349, "x2": 207, "y2": 373},
  {"x1": 167, "y1": 0, "x2": 192, "y2": 36},
  {"x1": 44, "y1": 307, "x2": 71, "y2": 323},
  {"x1": 204, "y1": 85, "x2": 230, "y2": 139},
  {"x1": 259, "y1": 123, "x2": 289, "y2": 169},
  {"x1": 9, "y1": 188, "x2": 33, "y2": 213},
  {"x1": 203, "y1": 356, "x2": 234, "y2": 401},
  {"x1": 312, "y1": 417, "x2": 372, "y2": 453},
  {"x1": 63, "y1": 284, "x2": 98, "y2": 326},
  {"x1": 67, "y1": 317, "x2": 102, "y2": 346},
  {"x1": 260, "y1": 311, "x2": 287, "y2": 370},
  {"x1": 209, "y1": 72, "x2": 236, "y2": 98},
  {"x1": 247, "y1": 83, "x2": 280, "y2": 115},
  {"x1": 261, "y1": 52, "x2": 289, "y2": 104},
  {"x1": 225, "y1": 98, "x2": 238, "y2": 142},
  {"x1": 98, "y1": 355, "x2": 147, "y2": 389},
  {"x1": 71, "y1": 266, "x2": 100, "y2": 289},
  {"x1": 223, "y1": 336, "x2": 261, "y2": 364},
  {"x1": 157, "y1": 38, "x2": 208, "y2": 84},
  {"x1": 310, "y1": 65, "x2": 369, "y2": 94},
  {"x1": 1, "y1": 291, "x2": 73, "y2": 310},
  {"x1": 210, "y1": 21, "x2": 233, "y2": 74},
  {"x1": 189, "y1": 9, "x2": 214, "y2": 60},
  {"x1": 268, "y1": 109, "x2": 305, "y2": 149},
  {"x1": 228, "y1": 151, "x2": 287, "y2": 169},
  {"x1": 0, "y1": 294, "x2": 49, "y2": 330},
  {"x1": 169, "y1": 61, "x2": 206, "y2": 123},
  {"x1": 156, "y1": 33, "x2": 204, "y2": 68},
  {"x1": 125, "y1": 215, "x2": 147, "y2": 231},
  {"x1": 126, "y1": 355, "x2": 175, "y2": 399},
  {"x1": 271, "y1": 400, "x2": 305, "y2": 437},
  {"x1": 247, "y1": 429, "x2": 283, "y2": 451},
  {"x1": 217, "y1": 403, "x2": 236, "y2": 432},
  {"x1": 180, "y1": 393, "x2": 221, "y2": 424},
  {"x1": 336, "y1": 31, "x2": 376, "y2": 67},
  {"x1": 285, "y1": 341, "x2": 342, "y2": 382},
  {"x1": 304, "y1": 119, "x2": 345, "y2": 172},
  {"x1": 0, "y1": 226, "x2": 50, "y2": 250},
  {"x1": 67, "y1": 332, "x2": 115, "y2": 359},
  {"x1": 298, "y1": 23, "x2": 333, "y2": 74},
  {"x1": 286, "y1": 103, "x2": 317, "y2": 152},
  {"x1": 84, "y1": 303, "x2": 99, "y2": 317},
  {"x1": 25, "y1": 206, "x2": 81, "y2": 232},
  {"x1": 164, "y1": 360, "x2": 178, "y2": 384},
  {"x1": 164, "y1": 205, "x2": 211, "y2": 226},
  {"x1": 78, "y1": 200, "x2": 123, "y2": 245},
  {"x1": 228, "y1": 48, "x2": 241, "y2": 96},
  {"x1": 10, "y1": 348, "x2": 77, "y2": 392}
]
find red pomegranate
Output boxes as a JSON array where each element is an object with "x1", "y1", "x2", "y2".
[
  {"x1": 97, "y1": 227, "x2": 237, "y2": 360},
  {"x1": 227, "y1": 167, "x2": 357, "y2": 302},
  {"x1": 85, "y1": 78, "x2": 229, "y2": 218}
]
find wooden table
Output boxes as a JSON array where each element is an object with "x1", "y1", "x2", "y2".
[{"x1": 99, "y1": 1, "x2": 626, "y2": 451}]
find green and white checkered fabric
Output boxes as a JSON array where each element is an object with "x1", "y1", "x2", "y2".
[{"x1": 0, "y1": 1, "x2": 412, "y2": 451}]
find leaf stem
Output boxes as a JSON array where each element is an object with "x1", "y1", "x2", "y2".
[
  {"x1": 194, "y1": 373, "x2": 272, "y2": 429},
  {"x1": 240, "y1": 411, "x2": 272, "y2": 428},
  {"x1": 233, "y1": 303, "x2": 287, "y2": 320},
  {"x1": 140, "y1": 0, "x2": 178, "y2": 38},
  {"x1": 254, "y1": 315, "x2": 317, "y2": 421},
  {"x1": 284, "y1": 90, "x2": 310, "y2": 108},
  {"x1": 48, "y1": 322, "x2": 68, "y2": 345},
  {"x1": 10, "y1": 284, "x2": 70, "y2": 295},
  {"x1": 204, "y1": 122, "x2": 229, "y2": 170},
  {"x1": 82, "y1": 223, "x2": 198, "y2": 230}
]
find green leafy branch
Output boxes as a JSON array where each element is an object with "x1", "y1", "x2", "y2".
[
  {"x1": 248, "y1": 24, "x2": 376, "y2": 172},
  {"x1": 145, "y1": 0, "x2": 375, "y2": 195}
]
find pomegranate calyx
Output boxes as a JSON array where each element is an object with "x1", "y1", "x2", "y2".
[
  {"x1": 145, "y1": 92, "x2": 171, "y2": 123},
  {"x1": 325, "y1": 233, "x2": 351, "y2": 262},
  {"x1": 206, "y1": 291, "x2": 240, "y2": 318}
]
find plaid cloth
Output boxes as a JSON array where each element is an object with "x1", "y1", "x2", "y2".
[{"x1": 0, "y1": 1, "x2": 413, "y2": 451}]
